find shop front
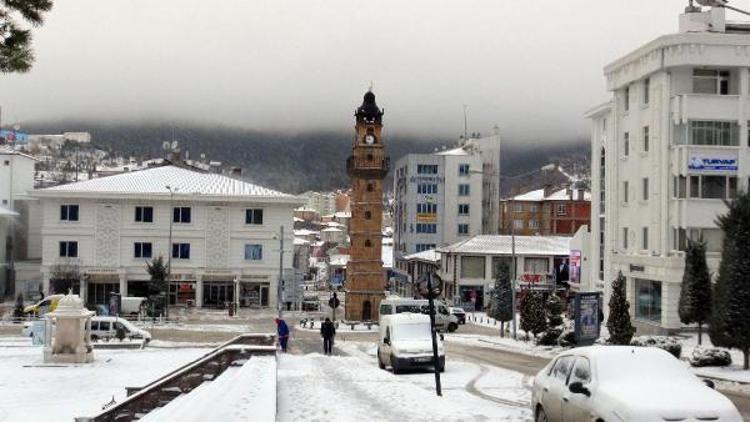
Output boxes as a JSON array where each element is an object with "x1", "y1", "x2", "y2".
[
  {"x1": 203, "y1": 280, "x2": 235, "y2": 308},
  {"x1": 458, "y1": 285, "x2": 484, "y2": 311},
  {"x1": 238, "y1": 274, "x2": 272, "y2": 307},
  {"x1": 169, "y1": 281, "x2": 196, "y2": 305}
]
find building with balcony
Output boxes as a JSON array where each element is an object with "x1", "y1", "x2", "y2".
[
  {"x1": 499, "y1": 185, "x2": 591, "y2": 236},
  {"x1": 30, "y1": 164, "x2": 302, "y2": 309},
  {"x1": 392, "y1": 131, "x2": 501, "y2": 261},
  {"x1": 585, "y1": 4, "x2": 750, "y2": 333}
]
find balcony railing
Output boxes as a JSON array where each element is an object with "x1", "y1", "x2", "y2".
[{"x1": 670, "y1": 94, "x2": 741, "y2": 124}]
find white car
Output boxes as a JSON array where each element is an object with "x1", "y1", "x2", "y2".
[
  {"x1": 379, "y1": 298, "x2": 459, "y2": 332},
  {"x1": 531, "y1": 346, "x2": 742, "y2": 422},
  {"x1": 91, "y1": 316, "x2": 151, "y2": 342},
  {"x1": 377, "y1": 313, "x2": 445, "y2": 374}
]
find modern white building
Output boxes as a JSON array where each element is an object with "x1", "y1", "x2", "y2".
[
  {"x1": 585, "y1": 5, "x2": 750, "y2": 333},
  {"x1": 31, "y1": 165, "x2": 302, "y2": 309},
  {"x1": 392, "y1": 131, "x2": 501, "y2": 259},
  {"x1": 437, "y1": 235, "x2": 571, "y2": 311}
]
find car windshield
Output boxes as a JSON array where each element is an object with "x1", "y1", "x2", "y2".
[
  {"x1": 393, "y1": 323, "x2": 431, "y2": 341},
  {"x1": 395, "y1": 305, "x2": 424, "y2": 313}
]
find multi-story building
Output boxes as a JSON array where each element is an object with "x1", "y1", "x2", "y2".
[
  {"x1": 302, "y1": 191, "x2": 337, "y2": 216},
  {"x1": 31, "y1": 164, "x2": 302, "y2": 309},
  {"x1": 499, "y1": 186, "x2": 591, "y2": 236},
  {"x1": 392, "y1": 131, "x2": 501, "y2": 259},
  {"x1": 586, "y1": 5, "x2": 750, "y2": 333}
]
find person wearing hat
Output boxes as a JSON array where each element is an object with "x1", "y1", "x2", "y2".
[{"x1": 275, "y1": 317, "x2": 290, "y2": 352}]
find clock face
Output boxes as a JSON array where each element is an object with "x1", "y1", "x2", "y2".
[{"x1": 365, "y1": 134, "x2": 375, "y2": 144}]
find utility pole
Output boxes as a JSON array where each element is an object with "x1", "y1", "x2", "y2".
[
  {"x1": 165, "y1": 185, "x2": 178, "y2": 319},
  {"x1": 510, "y1": 197, "x2": 517, "y2": 340},
  {"x1": 426, "y1": 271, "x2": 442, "y2": 396},
  {"x1": 278, "y1": 225, "x2": 284, "y2": 317}
]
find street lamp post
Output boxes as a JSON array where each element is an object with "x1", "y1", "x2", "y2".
[
  {"x1": 165, "y1": 185, "x2": 179, "y2": 319},
  {"x1": 277, "y1": 225, "x2": 284, "y2": 317}
]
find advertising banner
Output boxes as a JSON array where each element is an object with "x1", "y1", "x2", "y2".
[
  {"x1": 0, "y1": 130, "x2": 28, "y2": 145},
  {"x1": 574, "y1": 292, "x2": 601, "y2": 345},
  {"x1": 416, "y1": 213, "x2": 437, "y2": 223},
  {"x1": 688, "y1": 152, "x2": 738, "y2": 172},
  {"x1": 569, "y1": 250, "x2": 581, "y2": 284}
]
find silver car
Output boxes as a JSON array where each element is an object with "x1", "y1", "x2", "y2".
[{"x1": 531, "y1": 346, "x2": 741, "y2": 422}]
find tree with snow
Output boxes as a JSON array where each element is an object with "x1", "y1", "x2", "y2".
[
  {"x1": 520, "y1": 291, "x2": 547, "y2": 340},
  {"x1": 0, "y1": 0, "x2": 54, "y2": 72},
  {"x1": 538, "y1": 294, "x2": 565, "y2": 346},
  {"x1": 606, "y1": 271, "x2": 635, "y2": 345},
  {"x1": 678, "y1": 238, "x2": 712, "y2": 345},
  {"x1": 488, "y1": 261, "x2": 513, "y2": 337},
  {"x1": 146, "y1": 256, "x2": 168, "y2": 316},
  {"x1": 709, "y1": 191, "x2": 750, "y2": 369}
]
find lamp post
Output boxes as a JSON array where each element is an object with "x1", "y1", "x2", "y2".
[
  {"x1": 165, "y1": 185, "x2": 179, "y2": 319},
  {"x1": 275, "y1": 225, "x2": 285, "y2": 317}
]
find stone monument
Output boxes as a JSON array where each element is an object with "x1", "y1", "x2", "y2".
[{"x1": 44, "y1": 293, "x2": 94, "y2": 364}]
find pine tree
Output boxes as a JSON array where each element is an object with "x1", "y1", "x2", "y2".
[
  {"x1": 488, "y1": 261, "x2": 513, "y2": 337},
  {"x1": 538, "y1": 294, "x2": 565, "y2": 345},
  {"x1": 0, "y1": 0, "x2": 54, "y2": 73},
  {"x1": 606, "y1": 271, "x2": 635, "y2": 345},
  {"x1": 520, "y1": 291, "x2": 547, "y2": 340},
  {"x1": 710, "y1": 191, "x2": 750, "y2": 370},
  {"x1": 146, "y1": 256, "x2": 168, "y2": 295},
  {"x1": 678, "y1": 238, "x2": 712, "y2": 345}
]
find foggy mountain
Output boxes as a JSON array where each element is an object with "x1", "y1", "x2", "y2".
[{"x1": 22, "y1": 121, "x2": 589, "y2": 194}]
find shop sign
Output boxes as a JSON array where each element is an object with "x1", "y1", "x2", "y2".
[
  {"x1": 416, "y1": 213, "x2": 437, "y2": 223},
  {"x1": 629, "y1": 264, "x2": 645, "y2": 272},
  {"x1": 688, "y1": 154, "x2": 738, "y2": 172},
  {"x1": 409, "y1": 176, "x2": 445, "y2": 183}
]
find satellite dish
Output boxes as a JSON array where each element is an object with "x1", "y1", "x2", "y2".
[
  {"x1": 171, "y1": 140, "x2": 178, "y2": 150},
  {"x1": 162, "y1": 141, "x2": 170, "y2": 150}
]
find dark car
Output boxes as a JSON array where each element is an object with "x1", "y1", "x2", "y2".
[{"x1": 450, "y1": 307, "x2": 466, "y2": 325}]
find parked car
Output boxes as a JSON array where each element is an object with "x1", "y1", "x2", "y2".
[
  {"x1": 449, "y1": 307, "x2": 466, "y2": 325},
  {"x1": 377, "y1": 313, "x2": 444, "y2": 374},
  {"x1": 531, "y1": 346, "x2": 742, "y2": 422},
  {"x1": 23, "y1": 294, "x2": 65, "y2": 316},
  {"x1": 90, "y1": 316, "x2": 151, "y2": 342},
  {"x1": 379, "y1": 298, "x2": 459, "y2": 332}
]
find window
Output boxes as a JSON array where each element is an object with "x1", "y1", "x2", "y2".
[
  {"x1": 623, "y1": 132, "x2": 629, "y2": 156},
  {"x1": 364, "y1": 210, "x2": 372, "y2": 219},
  {"x1": 245, "y1": 209, "x2": 264, "y2": 225},
  {"x1": 642, "y1": 227, "x2": 648, "y2": 250},
  {"x1": 635, "y1": 279, "x2": 662, "y2": 323},
  {"x1": 643, "y1": 126, "x2": 649, "y2": 152},
  {"x1": 417, "y1": 184, "x2": 437, "y2": 194},
  {"x1": 513, "y1": 203, "x2": 523, "y2": 213},
  {"x1": 173, "y1": 207, "x2": 191, "y2": 223},
  {"x1": 416, "y1": 224, "x2": 437, "y2": 233},
  {"x1": 529, "y1": 220, "x2": 541, "y2": 229},
  {"x1": 367, "y1": 183, "x2": 374, "y2": 192},
  {"x1": 687, "y1": 121, "x2": 739, "y2": 146},
  {"x1": 134, "y1": 242, "x2": 152, "y2": 258},
  {"x1": 244, "y1": 244, "x2": 263, "y2": 261},
  {"x1": 623, "y1": 181, "x2": 629, "y2": 203},
  {"x1": 459, "y1": 164, "x2": 470, "y2": 176},
  {"x1": 460, "y1": 256, "x2": 485, "y2": 278},
  {"x1": 458, "y1": 184, "x2": 470, "y2": 196},
  {"x1": 692, "y1": 69, "x2": 729, "y2": 95},
  {"x1": 642, "y1": 177, "x2": 649, "y2": 201},
  {"x1": 623, "y1": 227, "x2": 629, "y2": 249},
  {"x1": 513, "y1": 220, "x2": 524, "y2": 230},
  {"x1": 570, "y1": 358, "x2": 592, "y2": 384},
  {"x1": 675, "y1": 227, "x2": 724, "y2": 252},
  {"x1": 457, "y1": 224, "x2": 469, "y2": 235},
  {"x1": 416, "y1": 203, "x2": 437, "y2": 214},
  {"x1": 701, "y1": 175, "x2": 729, "y2": 199},
  {"x1": 643, "y1": 78, "x2": 650, "y2": 105},
  {"x1": 3, "y1": 160, "x2": 8, "y2": 166},
  {"x1": 623, "y1": 86, "x2": 630, "y2": 111},
  {"x1": 60, "y1": 204, "x2": 79, "y2": 221},
  {"x1": 172, "y1": 243, "x2": 191, "y2": 259},
  {"x1": 59, "y1": 241, "x2": 78, "y2": 258},
  {"x1": 524, "y1": 257, "x2": 548, "y2": 274},
  {"x1": 134, "y1": 206, "x2": 153, "y2": 223},
  {"x1": 690, "y1": 175, "x2": 700, "y2": 198},
  {"x1": 528, "y1": 204, "x2": 538, "y2": 213},
  {"x1": 417, "y1": 164, "x2": 438, "y2": 174},
  {"x1": 365, "y1": 239, "x2": 372, "y2": 247},
  {"x1": 458, "y1": 204, "x2": 470, "y2": 215},
  {"x1": 551, "y1": 356, "x2": 575, "y2": 382},
  {"x1": 674, "y1": 175, "x2": 687, "y2": 198},
  {"x1": 729, "y1": 177, "x2": 738, "y2": 198},
  {"x1": 557, "y1": 204, "x2": 567, "y2": 215},
  {"x1": 415, "y1": 244, "x2": 436, "y2": 253}
]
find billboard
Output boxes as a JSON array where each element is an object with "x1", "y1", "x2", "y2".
[
  {"x1": 688, "y1": 153, "x2": 738, "y2": 172},
  {"x1": 0, "y1": 130, "x2": 28, "y2": 145},
  {"x1": 569, "y1": 250, "x2": 581, "y2": 284},
  {"x1": 574, "y1": 292, "x2": 601, "y2": 345}
]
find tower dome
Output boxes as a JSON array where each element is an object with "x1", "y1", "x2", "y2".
[{"x1": 355, "y1": 90, "x2": 383, "y2": 123}]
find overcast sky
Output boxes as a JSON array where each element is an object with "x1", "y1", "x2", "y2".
[{"x1": 0, "y1": 0, "x2": 732, "y2": 141}]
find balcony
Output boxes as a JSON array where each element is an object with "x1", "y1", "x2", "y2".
[
  {"x1": 670, "y1": 94, "x2": 741, "y2": 125},
  {"x1": 347, "y1": 156, "x2": 390, "y2": 179}
]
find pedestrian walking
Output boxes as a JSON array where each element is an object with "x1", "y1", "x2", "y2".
[
  {"x1": 320, "y1": 317, "x2": 336, "y2": 355},
  {"x1": 275, "y1": 318, "x2": 290, "y2": 352}
]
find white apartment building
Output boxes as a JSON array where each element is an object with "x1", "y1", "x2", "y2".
[
  {"x1": 586, "y1": 5, "x2": 750, "y2": 333},
  {"x1": 393, "y1": 131, "x2": 501, "y2": 259},
  {"x1": 31, "y1": 165, "x2": 302, "y2": 309}
]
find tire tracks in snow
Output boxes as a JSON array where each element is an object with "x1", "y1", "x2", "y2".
[{"x1": 464, "y1": 364, "x2": 529, "y2": 408}]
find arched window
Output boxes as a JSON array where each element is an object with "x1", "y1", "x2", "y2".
[
  {"x1": 365, "y1": 210, "x2": 372, "y2": 219},
  {"x1": 367, "y1": 183, "x2": 374, "y2": 192},
  {"x1": 365, "y1": 239, "x2": 372, "y2": 247},
  {"x1": 362, "y1": 300, "x2": 372, "y2": 321},
  {"x1": 367, "y1": 154, "x2": 373, "y2": 161}
]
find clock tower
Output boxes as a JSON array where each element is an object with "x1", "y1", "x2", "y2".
[{"x1": 345, "y1": 90, "x2": 389, "y2": 321}]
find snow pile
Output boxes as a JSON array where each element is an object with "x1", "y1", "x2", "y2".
[
  {"x1": 142, "y1": 355, "x2": 276, "y2": 422},
  {"x1": 690, "y1": 347, "x2": 732, "y2": 368},
  {"x1": 630, "y1": 335, "x2": 682, "y2": 358}
]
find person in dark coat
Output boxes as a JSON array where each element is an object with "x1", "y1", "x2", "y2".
[
  {"x1": 320, "y1": 317, "x2": 336, "y2": 355},
  {"x1": 275, "y1": 318, "x2": 290, "y2": 352}
]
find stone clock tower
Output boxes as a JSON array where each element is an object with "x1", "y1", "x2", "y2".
[{"x1": 345, "y1": 90, "x2": 389, "y2": 321}]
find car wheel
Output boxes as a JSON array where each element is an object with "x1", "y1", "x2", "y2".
[
  {"x1": 535, "y1": 406, "x2": 548, "y2": 422},
  {"x1": 390, "y1": 355, "x2": 400, "y2": 374},
  {"x1": 448, "y1": 323, "x2": 458, "y2": 332},
  {"x1": 377, "y1": 351, "x2": 386, "y2": 370}
]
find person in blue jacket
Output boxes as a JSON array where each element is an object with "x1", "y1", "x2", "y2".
[{"x1": 275, "y1": 318, "x2": 290, "y2": 352}]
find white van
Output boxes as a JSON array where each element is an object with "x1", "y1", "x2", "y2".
[
  {"x1": 379, "y1": 298, "x2": 458, "y2": 332},
  {"x1": 378, "y1": 313, "x2": 445, "y2": 374},
  {"x1": 90, "y1": 316, "x2": 151, "y2": 342}
]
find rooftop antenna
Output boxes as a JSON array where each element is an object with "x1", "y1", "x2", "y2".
[
  {"x1": 368, "y1": 81, "x2": 373, "y2": 92},
  {"x1": 463, "y1": 104, "x2": 468, "y2": 141}
]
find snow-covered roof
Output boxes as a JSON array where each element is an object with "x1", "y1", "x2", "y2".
[
  {"x1": 438, "y1": 235, "x2": 571, "y2": 256},
  {"x1": 435, "y1": 146, "x2": 469, "y2": 156},
  {"x1": 0, "y1": 148, "x2": 37, "y2": 161},
  {"x1": 510, "y1": 187, "x2": 591, "y2": 202},
  {"x1": 294, "y1": 229, "x2": 318, "y2": 237},
  {"x1": 321, "y1": 227, "x2": 343, "y2": 233},
  {"x1": 402, "y1": 249, "x2": 440, "y2": 263},
  {"x1": 33, "y1": 165, "x2": 300, "y2": 203},
  {"x1": 0, "y1": 206, "x2": 19, "y2": 217},
  {"x1": 329, "y1": 254, "x2": 350, "y2": 266},
  {"x1": 294, "y1": 237, "x2": 310, "y2": 246},
  {"x1": 333, "y1": 211, "x2": 351, "y2": 218},
  {"x1": 382, "y1": 243, "x2": 393, "y2": 269}
]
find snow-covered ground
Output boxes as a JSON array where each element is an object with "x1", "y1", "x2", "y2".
[
  {"x1": 446, "y1": 334, "x2": 560, "y2": 359},
  {"x1": 678, "y1": 333, "x2": 750, "y2": 386},
  {"x1": 0, "y1": 337, "x2": 211, "y2": 421},
  {"x1": 277, "y1": 348, "x2": 531, "y2": 422}
]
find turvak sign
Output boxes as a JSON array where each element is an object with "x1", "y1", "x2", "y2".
[{"x1": 688, "y1": 154, "x2": 738, "y2": 172}]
